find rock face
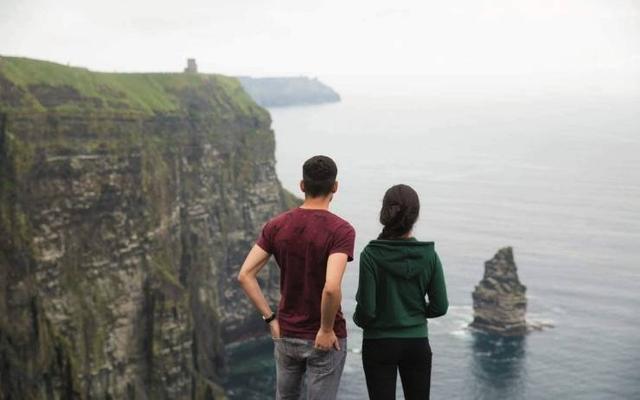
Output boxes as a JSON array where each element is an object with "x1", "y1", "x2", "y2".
[
  {"x1": 0, "y1": 56, "x2": 298, "y2": 399},
  {"x1": 470, "y1": 247, "x2": 528, "y2": 336}
]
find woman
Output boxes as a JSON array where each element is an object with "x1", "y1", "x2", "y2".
[{"x1": 354, "y1": 184, "x2": 448, "y2": 400}]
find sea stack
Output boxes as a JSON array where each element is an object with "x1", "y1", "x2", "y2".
[{"x1": 470, "y1": 247, "x2": 528, "y2": 335}]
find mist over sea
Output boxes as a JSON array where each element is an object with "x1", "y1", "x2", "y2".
[{"x1": 228, "y1": 77, "x2": 640, "y2": 399}]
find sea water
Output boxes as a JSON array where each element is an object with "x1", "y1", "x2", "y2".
[{"x1": 228, "y1": 79, "x2": 640, "y2": 399}]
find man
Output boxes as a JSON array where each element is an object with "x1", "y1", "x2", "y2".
[{"x1": 237, "y1": 155, "x2": 355, "y2": 400}]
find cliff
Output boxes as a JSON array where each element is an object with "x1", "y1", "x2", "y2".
[
  {"x1": 470, "y1": 247, "x2": 528, "y2": 336},
  {"x1": 237, "y1": 76, "x2": 340, "y2": 107},
  {"x1": 0, "y1": 56, "x2": 298, "y2": 399}
]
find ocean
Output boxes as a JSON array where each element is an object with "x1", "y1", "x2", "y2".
[{"x1": 227, "y1": 78, "x2": 640, "y2": 399}]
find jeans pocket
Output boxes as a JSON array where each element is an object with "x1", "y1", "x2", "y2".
[
  {"x1": 309, "y1": 341, "x2": 347, "y2": 375},
  {"x1": 308, "y1": 348, "x2": 335, "y2": 374}
]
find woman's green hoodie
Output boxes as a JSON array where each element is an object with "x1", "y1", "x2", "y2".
[{"x1": 353, "y1": 238, "x2": 448, "y2": 339}]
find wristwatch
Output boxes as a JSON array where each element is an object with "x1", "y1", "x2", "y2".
[{"x1": 263, "y1": 312, "x2": 276, "y2": 324}]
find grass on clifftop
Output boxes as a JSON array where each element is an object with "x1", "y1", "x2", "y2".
[{"x1": 0, "y1": 56, "x2": 266, "y2": 118}]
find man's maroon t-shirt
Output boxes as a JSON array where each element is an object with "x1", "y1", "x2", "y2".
[{"x1": 256, "y1": 207, "x2": 355, "y2": 340}]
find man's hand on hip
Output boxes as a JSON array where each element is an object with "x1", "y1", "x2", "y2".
[{"x1": 314, "y1": 328, "x2": 340, "y2": 351}]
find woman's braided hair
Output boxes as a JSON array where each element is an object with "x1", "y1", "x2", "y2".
[{"x1": 378, "y1": 184, "x2": 420, "y2": 240}]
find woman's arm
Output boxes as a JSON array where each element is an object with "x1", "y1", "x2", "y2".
[
  {"x1": 426, "y1": 251, "x2": 448, "y2": 318},
  {"x1": 353, "y1": 252, "x2": 377, "y2": 327}
]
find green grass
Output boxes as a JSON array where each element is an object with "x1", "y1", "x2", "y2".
[{"x1": 0, "y1": 56, "x2": 265, "y2": 118}]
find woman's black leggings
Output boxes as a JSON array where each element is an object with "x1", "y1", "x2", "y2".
[{"x1": 362, "y1": 338, "x2": 432, "y2": 400}]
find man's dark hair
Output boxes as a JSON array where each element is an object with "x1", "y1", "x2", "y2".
[
  {"x1": 302, "y1": 155, "x2": 338, "y2": 198},
  {"x1": 378, "y1": 184, "x2": 420, "y2": 240}
]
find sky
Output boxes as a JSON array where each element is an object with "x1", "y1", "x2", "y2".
[{"x1": 1, "y1": 0, "x2": 639, "y2": 88}]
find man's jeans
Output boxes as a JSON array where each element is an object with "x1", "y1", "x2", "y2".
[{"x1": 273, "y1": 337, "x2": 347, "y2": 400}]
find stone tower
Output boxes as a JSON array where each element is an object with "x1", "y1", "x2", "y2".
[{"x1": 184, "y1": 58, "x2": 198, "y2": 73}]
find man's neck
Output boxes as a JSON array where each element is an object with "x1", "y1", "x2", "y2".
[{"x1": 300, "y1": 196, "x2": 332, "y2": 210}]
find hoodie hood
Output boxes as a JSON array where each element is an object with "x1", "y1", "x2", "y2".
[{"x1": 363, "y1": 238, "x2": 435, "y2": 279}]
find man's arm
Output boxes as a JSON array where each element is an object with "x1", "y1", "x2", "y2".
[
  {"x1": 315, "y1": 252, "x2": 348, "y2": 351},
  {"x1": 237, "y1": 244, "x2": 280, "y2": 338}
]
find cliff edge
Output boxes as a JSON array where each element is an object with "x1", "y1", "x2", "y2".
[
  {"x1": 0, "y1": 56, "x2": 298, "y2": 399},
  {"x1": 237, "y1": 76, "x2": 340, "y2": 107},
  {"x1": 470, "y1": 247, "x2": 528, "y2": 336}
]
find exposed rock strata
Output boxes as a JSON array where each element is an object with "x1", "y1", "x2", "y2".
[
  {"x1": 0, "y1": 56, "x2": 298, "y2": 399},
  {"x1": 470, "y1": 247, "x2": 528, "y2": 336}
]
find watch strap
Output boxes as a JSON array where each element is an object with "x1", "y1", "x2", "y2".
[{"x1": 263, "y1": 312, "x2": 276, "y2": 324}]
